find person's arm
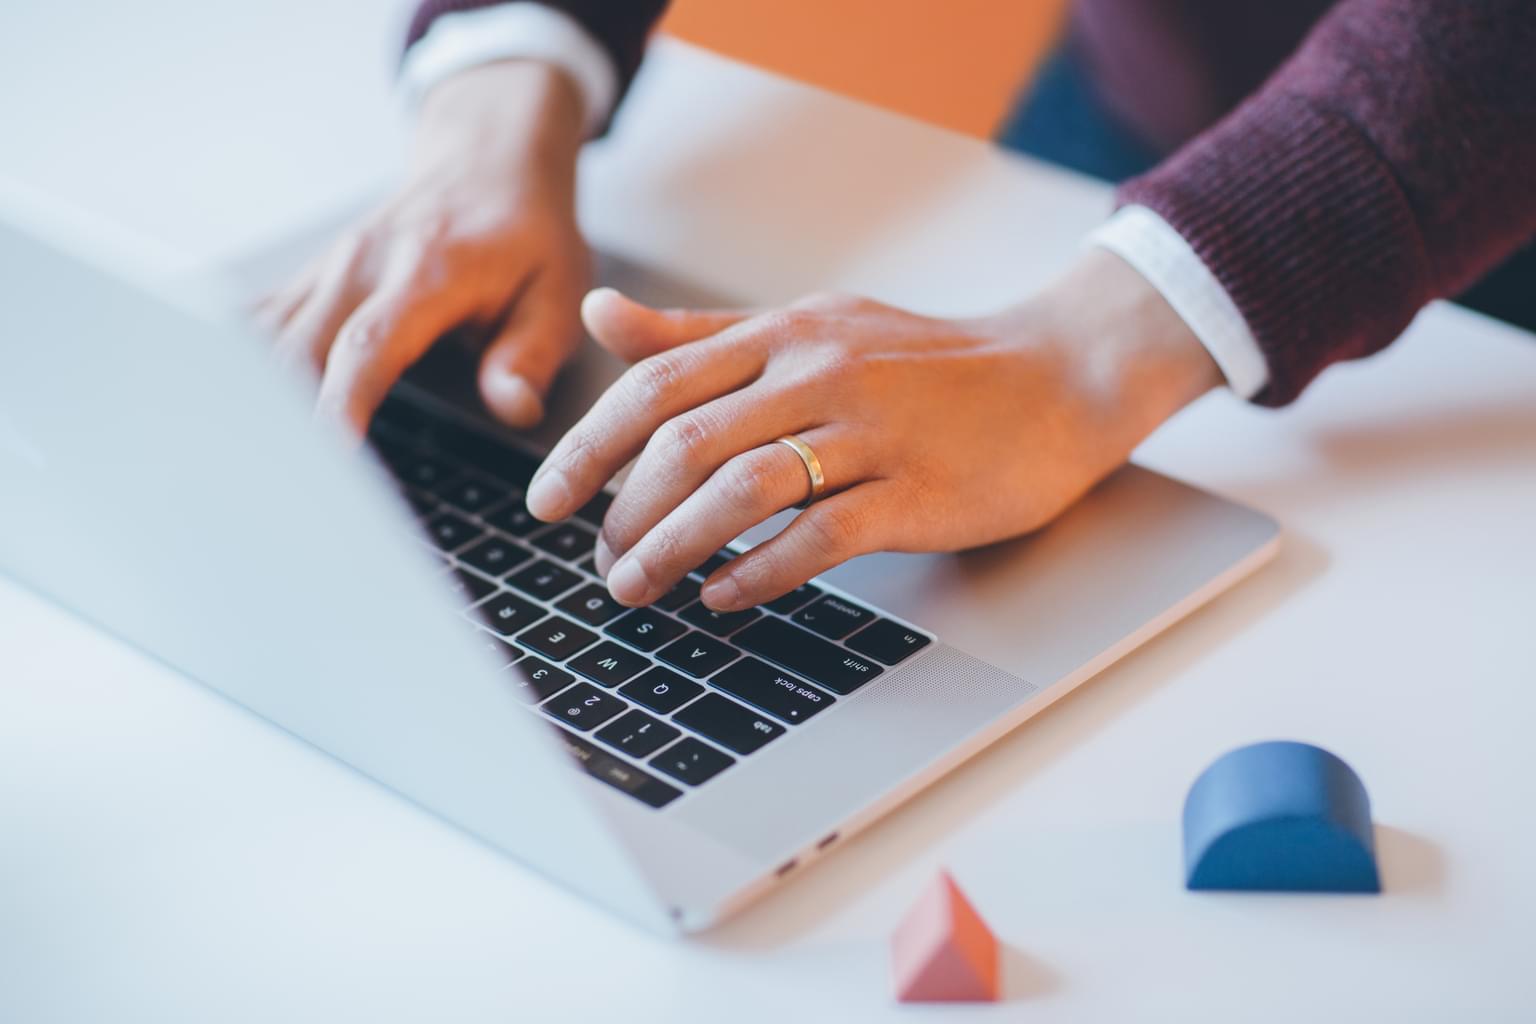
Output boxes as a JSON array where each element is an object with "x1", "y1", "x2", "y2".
[
  {"x1": 524, "y1": 0, "x2": 1536, "y2": 611},
  {"x1": 405, "y1": 1, "x2": 666, "y2": 122},
  {"x1": 1117, "y1": 0, "x2": 1536, "y2": 406}
]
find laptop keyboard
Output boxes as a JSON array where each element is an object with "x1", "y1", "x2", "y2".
[{"x1": 368, "y1": 396, "x2": 933, "y2": 810}]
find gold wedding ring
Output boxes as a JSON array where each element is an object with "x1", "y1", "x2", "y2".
[{"x1": 774, "y1": 434, "x2": 826, "y2": 509}]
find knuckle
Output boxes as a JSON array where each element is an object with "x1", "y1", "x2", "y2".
[
  {"x1": 757, "y1": 309, "x2": 817, "y2": 344},
  {"x1": 406, "y1": 245, "x2": 457, "y2": 294},
  {"x1": 547, "y1": 428, "x2": 600, "y2": 484},
  {"x1": 803, "y1": 501, "x2": 867, "y2": 558},
  {"x1": 638, "y1": 520, "x2": 688, "y2": 570},
  {"x1": 598, "y1": 506, "x2": 641, "y2": 555},
  {"x1": 812, "y1": 345, "x2": 862, "y2": 382},
  {"x1": 799, "y1": 289, "x2": 852, "y2": 311},
  {"x1": 654, "y1": 413, "x2": 713, "y2": 470},
  {"x1": 627, "y1": 354, "x2": 687, "y2": 408},
  {"x1": 716, "y1": 455, "x2": 776, "y2": 512},
  {"x1": 337, "y1": 312, "x2": 388, "y2": 355}
]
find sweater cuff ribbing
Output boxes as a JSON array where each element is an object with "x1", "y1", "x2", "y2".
[{"x1": 1118, "y1": 91, "x2": 1433, "y2": 406}]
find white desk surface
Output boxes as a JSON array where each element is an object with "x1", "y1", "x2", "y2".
[{"x1": 3, "y1": 4, "x2": 1534, "y2": 1021}]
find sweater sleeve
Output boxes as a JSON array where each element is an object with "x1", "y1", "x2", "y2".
[
  {"x1": 404, "y1": 0, "x2": 670, "y2": 108},
  {"x1": 1117, "y1": 0, "x2": 1536, "y2": 406}
]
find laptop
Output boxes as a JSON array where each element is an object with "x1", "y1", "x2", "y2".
[{"x1": 0, "y1": 214, "x2": 1279, "y2": 933}]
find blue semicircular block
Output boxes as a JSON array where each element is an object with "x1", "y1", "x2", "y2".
[{"x1": 1183, "y1": 741, "x2": 1380, "y2": 893}]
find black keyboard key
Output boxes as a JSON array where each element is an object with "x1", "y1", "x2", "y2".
[
  {"x1": 541, "y1": 682, "x2": 626, "y2": 731},
  {"x1": 476, "y1": 633, "x2": 523, "y2": 667},
  {"x1": 418, "y1": 416, "x2": 540, "y2": 489},
  {"x1": 711, "y1": 657, "x2": 833, "y2": 725},
  {"x1": 444, "y1": 567, "x2": 496, "y2": 605},
  {"x1": 673, "y1": 693, "x2": 785, "y2": 754},
  {"x1": 574, "y1": 490, "x2": 613, "y2": 527},
  {"x1": 397, "y1": 453, "x2": 459, "y2": 491},
  {"x1": 604, "y1": 608, "x2": 687, "y2": 652},
  {"x1": 575, "y1": 555, "x2": 600, "y2": 577},
  {"x1": 476, "y1": 592, "x2": 545, "y2": 636},
  {"x1": 423, "y1": 510, "x2": 483, "y2": 552},
  {"x1": 371, "y1": 396, "x2": 427, "y2": 438},
  {"x1": 568, "y1": 641, "x2": 650, "y2": 687},
  {"x1": 619, "y1": 666, "x2": 704, "y2": 715},
  {"x1": 679, "y1": 602, "x2": 761, "y2": 637},
  {"x1": 506, "y1": 656, "x2": 573, "y2": 703},
  {"x1": 764, "y1": 583, "x2": 823, "y2": 615},
  {"x1": 656, "y1": 632, "x2": 739, "y2": 678},
  {"x1": 458, "y1": 536, "x2": 532, "y2": 578},
  {"x1": 442, "y1": 476, "x2": 510, "y2": 514},
  {"x1": 483, "y1": 499, "x2": 542, "y2": 537},
  {"x1": 552, "y1": 729, "x2": 681, "y2": 809},
  {"x1": 516, "y1": 615, "x2": 599, "y2": 661},
  {"x1": 557, "y1": 583, "x2": 627, "y2": 626},
  {"x1": 653, "y1": 576, "x2": 701, "y2": 612},
  {"x1": 401, "y1": 487, "x2": 437, "y2": 517},
  {"x1": 846, "y1": 619, "x2": 932, "y2": 665},
  {"x1": 595, "y1": 709, "x2": 681, "y2": 759},
  {"x1": 532, "y1": 521, "x2": 596, "y2": 562},
  {"x1": 369, "y1": 426, "x2": 414, "y2": 457},
  {"x1": 793, "y1": 594, "x2": 875, "y2": 640},
  {"x1": 650, "y1": 737, "x2": 735, "y2": 786},
  {"x1": 688, "y1": 550, "x2": 734, "y2": 579},
  {"x1": 734, "y1": 617, "x2": 883, "y2": 694},
  {"x1": 507, "y1": 559, "x2": 582, "y2": 601}
]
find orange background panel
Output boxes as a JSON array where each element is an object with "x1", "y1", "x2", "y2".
[{"x1": 662, "y1": 0, "x2": 1068, "y2": 139}]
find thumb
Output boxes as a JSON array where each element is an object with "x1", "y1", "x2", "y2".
[{"x1": 580, "y1": 287, "x2": 750, "y2": 361}]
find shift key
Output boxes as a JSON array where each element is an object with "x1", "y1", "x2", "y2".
[{"x1": 733, "y1": 617, "x2": 883, "y2": 694}]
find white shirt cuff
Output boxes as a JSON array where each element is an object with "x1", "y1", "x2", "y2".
[
  {"x1": 399, "y1": 3, "x2": 619, "y2": 138},
  {"x1": 1089, "y1": 205, "x2": 1270, "y2": 400}
]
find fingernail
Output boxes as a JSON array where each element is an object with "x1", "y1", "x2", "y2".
[
  {"x1": 607, "y1": 555, "x2": 652, "y2": 606},
  {"x1": 593, "y1": 534, "x2": 617, "y2": 577},
  {"x1": 701, "y1": 573, "x2": 743, "y2": 612},
  {"x1": 482, "y1": 372, "x2": 543, "y2": 429},
  {"x1": 525, "y1": 465, "x2": 571, "y2": 520}
]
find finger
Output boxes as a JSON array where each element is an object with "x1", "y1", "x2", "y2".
[
  {"x1": 478, "y1": 272, "x2": 584, "y2": 430},
  {"x1": 250, "y1": 278, "x2": 311, "y2": 336},
  {"x1": 604, "y1": 426, "x2": 871, "y2": 606},
  {"x1": 591, "y1": 380, "x2": 827, "y2": 575},
  {"x1": 524, "y1": 322, "x2": 773, "y2": 522},
  {"x1": 315, "y1": 267, "x2": 461, "y2": 436},
  {"x1": 581, "y1": 287, "x2": 751, "y2": 361},
  {"x1": 698, "y1": 482, "x2": 896, "y2": 611},
  {"x1": 273, "y1": 240, "x2": 369, "y2": 375}
]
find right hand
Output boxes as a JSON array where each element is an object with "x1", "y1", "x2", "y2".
[{"x1": 255, "y1": 60, "x2": 591, "y2": 435}]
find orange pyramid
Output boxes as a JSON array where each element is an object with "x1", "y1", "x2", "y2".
[{"x1": 890, "y1": 870, "x2": 1000, "y2": 1002}]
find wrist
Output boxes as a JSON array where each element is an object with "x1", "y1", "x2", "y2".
[
  {"x1": 413, "y1": 60, "x2": 585, "y2": 180},
  {"x1": 990, "y1": 248, "x2": 1222, "y2": 456}
]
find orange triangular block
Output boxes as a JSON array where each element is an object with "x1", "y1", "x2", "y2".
[{"x1": 890, "y1": 871, "x2": 1000, "y2": 1003}]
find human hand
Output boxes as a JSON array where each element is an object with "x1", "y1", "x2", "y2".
[
  {"x1": 255, "y1": 61, "x2": 590, "y2": 434},
  {"x1": 524, "y1": 249, "x2": 1222, "y2": 611}
]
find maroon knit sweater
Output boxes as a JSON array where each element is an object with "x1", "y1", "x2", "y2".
[{"x1": 405, "y1": 0, "x2": 1536, "y2": 406}]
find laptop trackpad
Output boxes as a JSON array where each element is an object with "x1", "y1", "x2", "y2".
[{"x1": 670, "y1": 642, "x2": 1040, "y2": 862}]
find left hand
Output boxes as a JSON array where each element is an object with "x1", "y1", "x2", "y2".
[{"x1": 525, "y1": 249, "x2": 1221, "y2": 611}]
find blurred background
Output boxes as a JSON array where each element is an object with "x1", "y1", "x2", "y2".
[
  {"x1": 664, "y1": 0, "x2": 1067, "y2": 137},
  {"x1": 0, "y1": 0, "x2": 1070, "y2": 275}
]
